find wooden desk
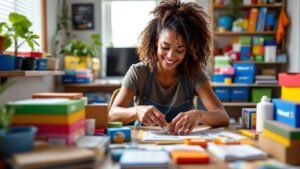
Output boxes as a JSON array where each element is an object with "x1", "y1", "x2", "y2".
[{"x1": 99, "y1": 125, "x2": 251, "y2": 169}]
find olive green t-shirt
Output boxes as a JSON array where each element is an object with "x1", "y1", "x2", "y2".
[{"x1": 122, "y1": 62, "x2": 208, "y2": 106}]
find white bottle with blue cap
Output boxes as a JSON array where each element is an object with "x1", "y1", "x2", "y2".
[{"x1": 256, "y1": 96, "x2": 274, "y2": 132}]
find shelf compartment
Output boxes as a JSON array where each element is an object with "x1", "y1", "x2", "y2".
[{"x1": 214, "y1": 32, "x2": 276, "y2": 36}]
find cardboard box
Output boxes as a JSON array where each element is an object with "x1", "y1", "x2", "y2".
[
  {"x1": 259, "y1": 135, "x2": 300, "y2": 166},
  {"x1": 85, "y1": 104, "x2": 108, "y2": 129}
]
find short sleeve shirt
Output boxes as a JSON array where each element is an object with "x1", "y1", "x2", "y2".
[{"x1": 122, "y1": 62, "x2": 208, "y2": 106}]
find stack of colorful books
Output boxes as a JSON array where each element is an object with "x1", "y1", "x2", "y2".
[
  {"x1": 7, "y1": 98, "x2": 85, "y2": 145},
  {"x1": 259, "y1": 73, "x2": 300, "y2": 166}
]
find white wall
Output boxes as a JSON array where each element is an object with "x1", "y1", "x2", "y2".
[{"x1": 286, "y1": 0, "x2": 300, "y2": 72}]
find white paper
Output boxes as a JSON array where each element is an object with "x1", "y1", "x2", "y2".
[{"x1": 141, "y1": 127, "x2": 245, "y2": 142}]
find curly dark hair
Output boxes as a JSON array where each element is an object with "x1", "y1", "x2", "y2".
[{"x1": 137, "y1": 0, "x2": 211, "y2": 78}]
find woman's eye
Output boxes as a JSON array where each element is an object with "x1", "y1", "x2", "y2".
[
  {"x1": 162, "y1": 47, "x2": 169, "y2": 50},
  {"x1": 176, "y1": 50, "x2": 184, "y2": 54}
]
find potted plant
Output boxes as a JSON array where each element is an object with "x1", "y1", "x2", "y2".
[
  {"x1": 217, "y1": 0, "x2": 241, "y2": 32},
  {"x1": 0, "y1": 12, "x2": 40, "y2": 70},
  {"x1": 62, "y1": 33, "x2": 102, "y2": 70},
  {"x1": 0, "y1": 36, "x2": 4, "y2": 54},
  {"x1": 0, "y1": 80, "x2": 37, "y2": 158}
]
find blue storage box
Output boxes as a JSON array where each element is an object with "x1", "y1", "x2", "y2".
[
  {"x1": 213, "y1": 87, "x2": 230, "y2": 102},
  {"x1": 240, "y1": 46, "x2": 251, "y2": 61},
  {"x1": 0, "y1": 54, "x2": 15, "y2": 70},
  {"x1": 273, "y1": 99, "x2": 300, "y2": 128},
  {"x1": 233, "y1": 63, "x2": 255, "y2": 75},
  {"x1": 62, "y1": 75, "x2": 76, "y2": 84},
  {"x1": 234, "y1": 74, "x2": 254, "y2": 84},
  {"x1": 75, "y1": 77, "x2": 92, "y2": 84},
  {"x1": 35, "y1": 58, "x2": 48, "y2": 70},
  {"x1": 107, "y1": 127, "x2": 131, "y2": 143},
  {"x1": 212, "y1": 74, "x2": 232, "y2": 83},
  {"x1": 231, "y1": 87, "x2": 249, "y2": 102}
]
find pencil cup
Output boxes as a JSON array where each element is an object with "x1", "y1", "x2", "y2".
[{"x1": 85, "y1": 119, "x2": 96, "y2": 136}]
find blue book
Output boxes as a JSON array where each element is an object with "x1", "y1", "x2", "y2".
[
  {"x1": 256, "y1": 8, "x2": 267, "y2": 32},
  {"x1": 120, "y1": 150, "x2": 170, "y2": 169}
]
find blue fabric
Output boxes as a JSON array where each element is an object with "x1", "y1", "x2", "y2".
[{"x1": 135, "y1": 68, "x2": 193, "y2": 125}]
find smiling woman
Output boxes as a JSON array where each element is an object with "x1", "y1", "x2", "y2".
[{"x1": 109, "y1": 0, "x2": 230, "y2": 135}]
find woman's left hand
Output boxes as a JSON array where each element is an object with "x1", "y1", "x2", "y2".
[{"x1": 168, "y1": 110, "x2": 201, "y2": 135}]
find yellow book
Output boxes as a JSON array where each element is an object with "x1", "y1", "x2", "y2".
[
  {"x1": 12, "y1": 109, "x2": 85, "y2": 125},
  {"x1": 263, "y1": 128, "x2": 300, "y2": 147}
]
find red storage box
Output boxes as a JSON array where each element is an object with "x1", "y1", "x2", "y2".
[{"x1": 278, "y1": 73, "x2": 300, "y2": 87}]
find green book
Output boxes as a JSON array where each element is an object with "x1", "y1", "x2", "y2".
[
  {"x1": 264, "y1": 120, "x2": 300, "y2": 140},
  {"x1": 6, "y1": 98, "x2": 84, "y2": 115}
]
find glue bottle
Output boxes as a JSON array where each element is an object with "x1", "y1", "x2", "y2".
[{"x1": 256, "y1": 96, "x2": 274, "y2": 132}]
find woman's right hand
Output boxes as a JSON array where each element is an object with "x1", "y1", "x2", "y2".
[{"x1": 135, "y1": 105, "x2": 167, "y2": 127}]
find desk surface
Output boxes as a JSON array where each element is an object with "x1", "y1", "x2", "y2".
[{"x1": 100, "y1": 125, "x2": 256, "y2": 169}]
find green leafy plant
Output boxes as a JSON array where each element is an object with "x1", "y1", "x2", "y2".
[
  {"x1": 0, "y1": 12, "x2": 40, "y2": 55},
  {"x1": 0, "y1": 79, "x2": 15, "y2": 131},
  {"x1": 61, "y1": 33, "x2": 102, "y2": 59},
  {"x1": 227, "y1": 0, "x2": 241, "y2": 19}
]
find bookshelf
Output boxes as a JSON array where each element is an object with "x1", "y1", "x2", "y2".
[{"x1": 209, "y1": 0, "x2": 287, "y2": 118}]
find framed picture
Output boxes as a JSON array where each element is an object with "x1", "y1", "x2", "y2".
[{"x1": 72, "y1": 3, "x2": 94, "y2": 30}]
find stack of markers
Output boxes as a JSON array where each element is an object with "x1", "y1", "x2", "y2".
[{"x1": 7, "y1": 98, "x2": 85, "y2": 146}]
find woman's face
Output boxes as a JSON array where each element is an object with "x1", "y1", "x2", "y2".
[{"x1": 156, "y1": 29, "x2": 187, "y2": 72}]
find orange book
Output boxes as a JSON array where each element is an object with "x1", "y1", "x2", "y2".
[
  {"x1": 184, "y1": 138, "x2": 207, "y2": 148},
  {"x1": 248, "y1": 8, "x2": 259, "y2": 32},
  {"x1": 171, "y1": 150, "x2": 209, "y2": 164},
  {"x1": 32, "y1": 92, "x2": 83, "y2": 99},
  {"x1": 213, "y1": 136, "x2": 240, "y2": 145}
]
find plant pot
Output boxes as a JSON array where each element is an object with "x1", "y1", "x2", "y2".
[
  {"x1": 15, "y1": 56, "x2": 24, "y2": 70},
  {"x1": 21, "y1": 57, "x2": 36, "y2": 70},
  {"x1": 35, "y1": 58, "x2": 48, "y2": 70},
  {"x1": 0, "y1": 126, "x2": 37, "y2": 157},
  {"x1": 0, "y1": 54, "x2": 15, "y2": 70},
  {"x1": 47, "y1": 58, "x2": 60, "y2": 70},
  {"x1": 0, "y1": 36, "x2": 4, "y2": 54}
]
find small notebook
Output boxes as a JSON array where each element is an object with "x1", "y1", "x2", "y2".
[
  {"x1": 208, "y1": 143, "x2": 267, "y2": 161},
  {"x1": 120, "y1": 150, "x2": 169, "y2": 169}
]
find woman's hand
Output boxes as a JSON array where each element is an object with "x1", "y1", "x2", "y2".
[
  {"x1": 136, "y1": 105, "x2": 167, "y2": 127},
  {"x1": 168, "y1": 110, "x2": 201, "y2": 135}
]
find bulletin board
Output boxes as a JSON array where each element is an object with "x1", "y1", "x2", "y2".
[{"x1": 72, "y1": 3, "x2": 94, "y2": 30}]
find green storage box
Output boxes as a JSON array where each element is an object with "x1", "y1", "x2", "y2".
[
  {"x1": 239, "y1": 36, "x2": 251, "y2": 45},
  {"x1": 251, "y1": 88, "x2": 272, "y2": 103}
]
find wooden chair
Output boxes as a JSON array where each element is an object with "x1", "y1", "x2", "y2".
[{"x1": 108, "y1": 88, "x2": 120, "y2": 111}]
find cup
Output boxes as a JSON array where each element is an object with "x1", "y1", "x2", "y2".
[{"x1": 85, "y1": 119, "x2": 96, "y2": 136}]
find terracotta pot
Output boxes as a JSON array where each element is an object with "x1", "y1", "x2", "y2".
[{"x1": 0, "y1": 36, "x2": 5, "y2": 54}]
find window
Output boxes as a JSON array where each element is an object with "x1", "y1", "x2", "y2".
[
  {"x1": 101, "y1": 0, "x2": 157, "y2": 77},
  {"x1": 0, "y1": 0, "x2": 42, "y2": 52},
  {"x1": 101, "y1": 0, "x2": 157, "y2": 47}
]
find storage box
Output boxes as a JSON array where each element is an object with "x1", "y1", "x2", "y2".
[
  {"x1": 85, "y1": 104, "x2": 108, "y2": 129},
  {"x1": 233, "y1": 63, "x2": 255, "y2": 75},
  {"x1": 239, "y1": 36, "x2": 251, "y2": 45},
  {"x1": 278, "y1": 73, "x2": 300, "y2": 87},
  {"x1": 35, "y1": 58, "x2": 48, "y2": 70},
  {"x1": 273, "y1": 99, "x2": 300, "y2": 128},
  {"x1": 281, "y1": 86, "x2": 300, "y2": 102},
  {"x1": 234, "y1": 74, "x2": 254, "y2": 84},
  {"x1": 251, "y1": 88, "x2": 272, "y2": 103},
  {"x1": 213, "y1": 87, "x2": 230, "y2": 102},
  {"x1": 64, "y1": 55, "x2": 91, "y2": 70},
  {"x1": 212, "y1": 74, "x2": 232, "y2": 83},
  {"x1": 242, "y1": 108, "x2": 256, "y2": 129},
  {"x1": 231, "y1": 87, "x2": 249, "y2": 102},
  {"x1": 240, "y1": 46, "x2": 251, "y2": 61}
]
